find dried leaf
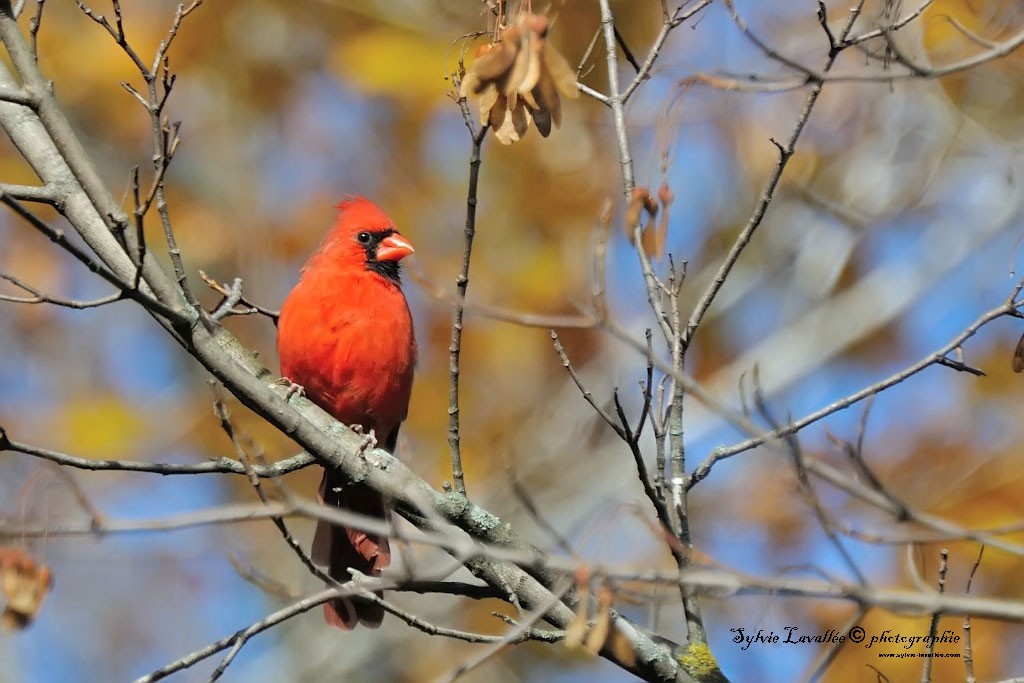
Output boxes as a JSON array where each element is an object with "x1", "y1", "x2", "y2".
[
  {"x1": 658, "y1": 182, "x2": 674, "y2": 208},
  {"x1": 1013, "y1": 332, "x2": 1024, "y2": 372},
  {"x1": 521, "y1": 12, "x2": 550, "y2": 36},
  {"x1": 494, "y1": 99, "x2": 532, "y2": 145},
  {"x1": 543, "y1": 38, "x2": 580, "y2": 99},
  {"x1": 503, "y1": 46, "x2": 527, "y2": 108},
  {"x1": 563, "y1": 579, "x2": 590, "y2": 650},
  {"x1": 608, "y1": 625, "x2": 637, "y2": 666},
  {"x1": 488, "y1": 92, "x2": 508, "y2": 129},
  {"x1": 625, "y1": 188, "x2": 651, "y2": 244},
  {"x1": 517, "y1": 31, "x2": 544, "y2": 97},
  {"x1": 0, "y1": 547, "x2": 53, "y2": 631},
  {"x1": 460, "y1": 71, "x2": 481, "y2": 100},
  {"x1": 564, "y1": 606, "x2": 588, "y2": 650},
  {"x1": 525, "y1": 65, "x2": 561, "y2": 136},
  {"x1": 584, "y1": 584, "x2": 614, "y2": 655},
  {"x1": 640, "y1": 221, "x2": 661, "y2": 260},
  {"x1": 521, "y1": 86, "x2": 539, "y2": 110},
  {"x1": 511, "y1": 101, "x2": 531, "y2": 140},
  {"x1": 478, "y1": 83, "x2": 500, "y2": 126},
  {"x1": 565, "y1": 568, "x2": 594, "y2": 652},
  {"x1": 536, "y1": 71, "x2": 561, "y2": 127},
  {"x1": 531, "y1": 87, "x2": 552, "y2": 137},
  {"x1": 470, "y1": 37, "x2": 519, "y2": 84},
  {"x1": 642, "y1": 193, "x2": 658, "y2": 216},
  {"x1": 646, "y1": 181, "x2": 674, "y2": 261},
  {"x1": 461, "y1": 11, "x2": 577, "y2": 144},
  {"x1": 532, "y1": 108, "x2": 552, "y2": 137}
]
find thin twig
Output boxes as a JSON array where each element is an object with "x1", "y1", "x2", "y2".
[
  {"x1": 695, "y1": 13, "x2": 1024, "y2": 93},
  {"x1": 1, "y1": 427, "x2": 314, "y2": 476},
  {"x1": 0, "y1": 272, "x2": 123, "y2": 309},
  {"x1": 683, "y1": 2, "x2": 867, "y2": 350},
  {"x1": 210, "y1": 385, "x2": 334, "y2": 588},
  {"x1": 509, "y1": 473, "x2": 576, "y2": 557},
  {"x1": 550, "y1": 331, "x2": 626, "y2": 439},
  {"x1": 806, "y1": 607, "x2": 866, "y2": 682},
  {"x1": 135, "y1": 588, "x2": 339, "y2": 683},
  {"x1": 0, "y1": 1, "x2": 187, "y2": 319},
  {"x1": 447, "y1": 101, "x2": 488, "y2": 497},
  {"x1": 0, "y1": 196, "x2": 185, "y2": 323},
  {"x1": 752, "y1": 382, "x2": 867, "y2": 588},
  {"x1": 438, "y1": 582, "x2": 572, "y2": 683},
  {"x1": 843, "y1": 0, "x2": 934, "y2": 47},
  {"x1": 408, "y1": 261, "x2": 595, "y2": 330},
  {"x1": 622, "y1": 0, "x2": 715, "y2": 102},
  {"x1": 597, "y1": 0, "x2": 675, "y2": 347},
  {"x1": 921, "y1": 548, "x2": 948, "y2": 682},
  {"x1": 78, "y1": 0, "x2": 207, "y2": 319},
  {"x1": 963, "y1": 545, "x2": 984, "y2": 683},
  {"x1": 27, "y1": 0, "x2": 43, "y2": 61},
  {"x1": 200, "y1": 270, "x2": 280, "y2": 322},
  {"x1": 613, "y1": 26, "x2": 641, "y2": 73},
  {"x1": 371, "y1": 589, "x2": 562, "y2": 644},
  {"x1": 690, "y1": 291, "x2": 1024, "y2": 487}
]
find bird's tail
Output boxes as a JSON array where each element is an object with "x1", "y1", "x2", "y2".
[{"x1": 312, "y1": 469, "x2": 391, "y2": 630}]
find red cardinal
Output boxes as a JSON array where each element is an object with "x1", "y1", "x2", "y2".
[{"x1": 277, "y1": 197, "x2": 416, "y2": 629}]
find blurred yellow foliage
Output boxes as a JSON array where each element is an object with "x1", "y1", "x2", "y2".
[
  {"x1": 58, "y1": 394, "x2": 147, "y2": 461},
  {"x1": 331, "y1": 27, "x2": 451, "y2": 103},
  {"x1": 923, "y1": 0, "x2": 1022, "y2": 54}
]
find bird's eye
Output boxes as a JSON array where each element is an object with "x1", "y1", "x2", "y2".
[{"x1": 356, "y1": 231, "x2": 372, "y2": 245}]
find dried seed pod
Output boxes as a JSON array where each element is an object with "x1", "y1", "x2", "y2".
[
  {"x1": 0, "y1": 548, "x2": 53, "y2": 632},
  {"x1": 625, "y1": 187, "x2": 652, "y2": 243},
  {"x1": 461, "y1": 12, "x2": 577, "y2": 145},
  {"x1": 1013, "y1": 332, "x2": 1024, "y2": 372}
]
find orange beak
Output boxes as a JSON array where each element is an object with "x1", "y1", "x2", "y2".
[{"x1": 375, "y1": 233, "x2": 415, "y2": 262}]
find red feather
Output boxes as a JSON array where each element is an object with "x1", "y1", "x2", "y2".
[{"x1": 278, "y1": 197, "x2": 416, "y2": 630}]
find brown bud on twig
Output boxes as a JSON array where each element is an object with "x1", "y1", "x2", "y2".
[{"x1": 626, "y1": 187, "x2": 669, "y2": 260}]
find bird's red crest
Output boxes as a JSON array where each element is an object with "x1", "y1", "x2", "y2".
[{"x1": 332, "y1": 196, "x2": 396, "y2": 235}]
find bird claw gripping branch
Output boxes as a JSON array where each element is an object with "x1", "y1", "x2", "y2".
[{"x1": 274, "y1": 376, "x2": 306, "y2": 402}]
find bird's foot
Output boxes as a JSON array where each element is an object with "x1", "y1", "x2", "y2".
[
  {"x1": 349, "y1": 426, "x2": 388, "y2": 470},
  {"x1": 348, "y1": 425, "x2": 378, "y2": 452},
  {"x1": 275, "y1": 377, "x2": 305, "y2": 401}
]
